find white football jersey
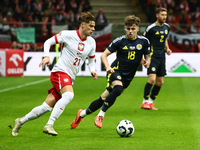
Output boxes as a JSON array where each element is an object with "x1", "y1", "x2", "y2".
[{"x1": 51, "y1": 30, "x2": 96, "y2": 83}]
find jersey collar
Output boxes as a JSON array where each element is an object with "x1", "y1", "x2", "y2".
[{"x1": 76, "y1": 30, "x2": 87, "y2": 41}]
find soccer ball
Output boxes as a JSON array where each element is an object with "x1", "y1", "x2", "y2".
[{"x1": 116, "y1": 120, "x2": 134, "y2": 137}]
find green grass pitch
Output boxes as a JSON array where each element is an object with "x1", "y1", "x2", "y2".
[{"x1": 0, "y1": 76, "x2": 200, "y2": 150}]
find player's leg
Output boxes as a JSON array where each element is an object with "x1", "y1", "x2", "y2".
[
  {"x1": 71, "y1": 90, "x2": 108, "y2": 129},
  {"x1": 95, "y1": 80, "x2": 123, "y2": 128},
  {"x1": 12, "y1": 93, "x2": 55, "y2": 136},
  {"x1": 148, "y1": 58, "x2": 166, "y2": 110},
  {"x1": 44, "y1": 85, "x2": 74, "y2": 136},
  {"x1": 141, "y1": 73, "x2": 156, "y2": 109},
  {"x1": 148, "y1": 76, "x2": 164, "y2": 110}
]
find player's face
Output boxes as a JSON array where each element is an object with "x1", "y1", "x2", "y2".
[
  {"x1": 82, "y1": 21, "x2": 95, "y2": 36},
  {"x1": 125, "y1": 24, "x2": 139, "y2": 40},
  {"x1": 157, "y1": 11, "x2": 167, "y2": 24}
]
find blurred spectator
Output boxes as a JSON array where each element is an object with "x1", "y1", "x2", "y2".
[
  {"x1": 168, "y1": 14, "x2": 178, "y2": 32},
  {"x1": 56, "y1": 0, "x2": 65, "y2": 12},
  {"x1": 33, "y1": 0, "x2": 42, "y2": 12},
  {"x1": 17, "y1": 18, "x2": 24, "y2": 28},
  {"x1": 188, "y1": 0, "x2": 200, "y2": 13},
  {"x1": 167, "y1": 0, "x2": 180, "y2": 16},
  {"x1": 10, "y1": 23, "x2": 17, "y2": 41},
  {"x1": 76, "y1": 10, "x2": 82, "y2": 22},
  {"x1": 158, "y1": 0, "x2": 168, "y2": 8},
  {"x1": 23, "y1": 0, "x2": 34, "y2": 17},
  {"x1": 12, "y1": 0, "x2": 24, "y2": 21},
  {"x1": 1, "y1": 18, "x2": 11, "y2": 35},
  {"x1": 42, "y1": 0, "x2": 53, "y2": 11},
  {"x1": 33, "y1": 9, "x2": 42, "y2": 21},
  {"x1": 67, "y1": 0, "x2": 79, "y2": 14},
  {"x1": 190, "y1": 18, "x2": 200, "y2": 33},
  {"x1": 147, "y1": 0, "x2": 158, "y2": 23},
  {"x1": 33, "y1": 18, "x2": 42, "y2": 42},
  {"x1": 95, "y1": 8, "x2": 107, "y2": 30},
  {"x1": 179, "y1": 0, "x2": 190, "y2": 12},
  {"x1": 79, "y1": 0, "x2": 92, "y2": 12},
  {"x1": 176, "y1": 8, "x2": 190, "y2": 33},
  {"x1": 10, "y1": 41, "x2": 21, "y2": 49},
  {"x1": 48, "y1": 3, "x2": 56, "y2": 17},
  {"x1": 28, "y1": 43, "x2": 43, "y2": 52},
  {"x1": 1, "y1": 0, "x2": 13, "y2": 17},
  {"x1": 55, "y1": 8, "x2": 65, "y2": 23},
  {"x1": 6, "y1": 11, "x2": 17, "y2": 26}
]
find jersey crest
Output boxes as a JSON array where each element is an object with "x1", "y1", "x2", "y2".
[{"x1": 78, "y1": 43, "x2": 85, "y2": 51}]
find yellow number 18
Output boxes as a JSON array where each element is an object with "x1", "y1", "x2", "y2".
[{"x1": 128, "y1": 51, "x2": 135, "y2": 60}]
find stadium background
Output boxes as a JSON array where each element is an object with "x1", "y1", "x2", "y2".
[{"x1": 0, "y1": 0, "x2": 200, "y2": 77}]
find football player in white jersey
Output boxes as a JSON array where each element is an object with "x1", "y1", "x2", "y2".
[{"x1": 12, "y1": 12, "x2": 97, "y2": 136}]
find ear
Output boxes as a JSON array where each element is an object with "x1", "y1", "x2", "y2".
[{"x1": 137, "y1": 27, "x2": 140, "y2": 32}]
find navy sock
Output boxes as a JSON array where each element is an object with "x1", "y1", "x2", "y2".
[
  {"x1": 144, "y1": 82, "x2": 153, "y2": 100},
  {"x1": 150, "y1": 85, "x2": 161, "y2": 100},
  {"x1": 86, "y1": 97, "x2": 104, "y2": 114}
]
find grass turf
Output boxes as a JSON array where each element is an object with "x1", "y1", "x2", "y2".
[{"x1": 0, "y1": 76, "x2": 200, "y2": 150}]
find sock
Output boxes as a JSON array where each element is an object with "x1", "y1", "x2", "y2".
[
  {"x1": 101, "y1": 85, "x2": 123, "y2": 113},
  {"x1": 150, "y1": 85, "x2": 161, "y2": 101},
  {"x1": 97, "y1": 110, "x2": 105, "y2": 117},
  {"x1": 148, "y1": 97, "x2": 154, "y2": 104},
  {"x1": 80, "y1": 109, "x2": 87, "y2": 118},
  {"x1": 143, "y1": 82, "x2": 153, "y2": 100},
  {"x1": 47, "y1": 92, "x2": 74, "y2": 125},
  {"x1": 142, "y1": 98, "x2": 149, "y2": 104},
  {"x1": 20, "y1": 102, "x2": 52, "y2": 124},
  {"x1": 84, "y1": 97, "x2": 104, "y2": 115}
]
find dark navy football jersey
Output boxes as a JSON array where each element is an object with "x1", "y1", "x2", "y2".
[
  {"x1": 144, "y1": 23, "x2": 170, "y2": 58},
  {"x1": 107, "y1": 35, "x2": 150, "y2": 79}
]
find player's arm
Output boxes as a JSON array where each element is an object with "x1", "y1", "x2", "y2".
[
  {"x1": 165, "y1": 38, "x2": 172, "y2": 55},
  {"x1": 88, "y1": 56, "x2": 97, "y2": 79},
  {"x1": 39, "y1": 36, "x2": 57, "y2": 68},
  {"x1": 143, "y1": 54, "x2": 151, "y2": 68},
  {"x1": 100, "y1": 48, "x2": 115, "y2": 74}
]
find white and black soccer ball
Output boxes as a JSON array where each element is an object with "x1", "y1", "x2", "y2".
[{"x1": 116, "y1": 120, "x2": 134, "y2": 137}]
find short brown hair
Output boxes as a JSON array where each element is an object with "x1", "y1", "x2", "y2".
[
  {"x1": 124, "y1": 15, "x2": 141, "y2": 26},
  {"x1": 78, "y1": 12, "x2": 95, "y2": 26},
  {"x1": 155, "y1": 7, "x2": 167, "y2": 14}
]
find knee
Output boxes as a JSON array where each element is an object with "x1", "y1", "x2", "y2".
[
  {"x1": 62, "y1": 92, "x2": 74, "y2": 104},
  {"x1": 148, "y1": 78, "x2": 155, "y2": 85},
  {"x1": 113, "y1": 85, "x2": 123, "y2": 96},
  {"x1": 156, "y1": 80, "x2": 164, "y2": 86}
]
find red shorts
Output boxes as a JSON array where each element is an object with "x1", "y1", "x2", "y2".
[{"x1": 48, "y1": 71, "x2": 72, "y2": 101}]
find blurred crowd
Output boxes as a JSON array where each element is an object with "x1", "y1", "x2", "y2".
[
  {"x1": 0, "y1": 0, "x2": 92, "y2": 42},
  {"x1": 140, "y1": 0, "x2": 200, "y2": 34}
]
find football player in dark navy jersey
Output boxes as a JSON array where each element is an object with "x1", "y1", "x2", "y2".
[
  {"x1": 71, "y1": 15, "x2": 151, "y2": 129},
  {"x1": 141, "y1": 7, "x2": 172, "y2": 110}
]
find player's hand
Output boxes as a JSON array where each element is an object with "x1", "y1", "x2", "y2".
[
  {"x1": 91, "y1": 71, "x2": 97, "y2": 80},
  {"x1": 143, "y1": 59, "x2": 150, "y2": 68},
  {"x1": 39, "y1": 56, "x2": 50, "y2": 69},
  {"x1": 166, "y1": 49, "x2": 172, "y2": 55},
  {"x1": 106, "y1": 67, "x2": 115, "y2": 74}
]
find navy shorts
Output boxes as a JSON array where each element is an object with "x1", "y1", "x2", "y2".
[
  {"x1": 147, "y1": 57, "x2": 166, "y2": 76},
  {"x1": 106, "y1": 70, "x2": 132, "y2": 92}
]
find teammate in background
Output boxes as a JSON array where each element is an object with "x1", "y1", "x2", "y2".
[
  {"x1": 71, "y1": 15, "x2": 151, "y2": 129},
  {"x1": 141, "y1": 7, "x2": 172, "y2": 110},
  {"x1": 12, "y1": 12, "x2": 97, "y2": 136}
]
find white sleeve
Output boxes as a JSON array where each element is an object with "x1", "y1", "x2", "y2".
[
  {"x1": 43, "y1": 36, "x2": 57, "y2": 57},
  {"x1": 88, "y1": 38, "x2": 96, "y2": 72},
  {"x1": 88, "y1": 57, "x2": 96, "y2": 73}
]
